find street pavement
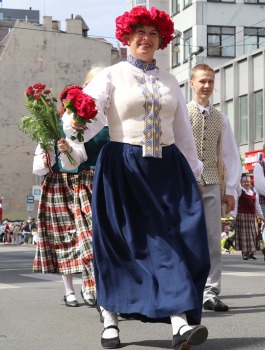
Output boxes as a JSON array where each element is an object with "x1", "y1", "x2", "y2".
[{"x1": 1, "y1": 244, "x2": 265, "y2": 350}]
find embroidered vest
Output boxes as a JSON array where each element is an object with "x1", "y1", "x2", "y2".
[
  {"x1": 187, "y1": 103, "x2": 222, "y2": 185},
  {"x1": 238, "y1": 190, "x2": 256, "y2": 214},
  {"x1": 52, "y1": 126, "x2": 110, "y2": 173}
]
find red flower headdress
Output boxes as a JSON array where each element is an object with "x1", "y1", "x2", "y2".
[{"x1": 115, "y1": 6, "x2": 174, "y2": 50}]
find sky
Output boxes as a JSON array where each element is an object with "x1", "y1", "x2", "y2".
[{"x1": 1, "y1": 0, "x2": 127, "y2": 46}]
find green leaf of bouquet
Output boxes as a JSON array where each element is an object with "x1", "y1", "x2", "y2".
[
  {"x1": 74, "y1": 115, "x2": 86, "y2": 126},
  {"x1": 77, "y1": 132, "x2": 84, "y2": 142}
]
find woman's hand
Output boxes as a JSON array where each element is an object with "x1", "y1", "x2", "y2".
[
  {"x1": 57, "y1": 138, "x2": 72, "y2": 153},
  {"x1": 42, "y1": 153, "x2": 48, "y2": 166},
  {"x1": 70, "y1": 118, "x2": 85, "y2": 130}
]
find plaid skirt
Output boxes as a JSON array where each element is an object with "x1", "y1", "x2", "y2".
[
  {"x1": 33, "y1": 169, "x2": 95, "y2": 294},
  {"x1": 235, "y1": 213, "x2": 258, "y2": 254}
]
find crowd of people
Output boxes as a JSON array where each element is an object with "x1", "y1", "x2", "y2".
[
  {"x1": 4, "y1": 5, "x2": 265, "y2": 350},
  {"x1": 0, "y1": 218, "x2": 37, "y2": 244}
]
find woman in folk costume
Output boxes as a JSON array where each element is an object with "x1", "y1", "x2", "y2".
[
  {"x1": 33, "y1": 67, "x2": 109, "y2": 308},
  {"x1": 231, "y1": 173, "x2": 264, "y2": 260},
  {"x1": 61, "y1": 6, "x2": 210, "y2": 350}
]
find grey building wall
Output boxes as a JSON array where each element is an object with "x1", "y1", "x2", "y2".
[{"x1": 0, "y1": 16, "x2": 113, "y2": 220}]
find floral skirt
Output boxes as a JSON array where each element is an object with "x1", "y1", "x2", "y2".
[{"x1": 33, "y1": 170, "x2": 95, "y2": 294}]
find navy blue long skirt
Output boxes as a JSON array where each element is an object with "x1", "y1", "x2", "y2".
[{"x1": 92, "y1": 142, "x2": 210, "y2": 325}]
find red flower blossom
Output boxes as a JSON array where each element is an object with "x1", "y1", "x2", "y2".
[
  {"x1": 65, "y1": 88, "x2": 98, "y2": 120},
  {"x1": 61, "y1": 85, "x2": 98, "y2": 142}
]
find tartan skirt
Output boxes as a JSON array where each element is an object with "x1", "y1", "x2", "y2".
[
  {"x1": 33, "y1": 169, "x2": 95, "y2": 294},
  {"x1": 235, "y1": 213, "x2": 259, "y2": 254},
  {"x1": 92, "y1": 142, "x2": 210, "y2": 325}
]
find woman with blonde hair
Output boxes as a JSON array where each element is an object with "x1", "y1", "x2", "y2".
[{"x1": 33, "y1": 66, "x2": 109, "y2": 308}]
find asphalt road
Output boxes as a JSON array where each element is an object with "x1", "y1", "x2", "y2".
[{"x1": 1, "y1": 244, "x2": 265, "y2": 350}]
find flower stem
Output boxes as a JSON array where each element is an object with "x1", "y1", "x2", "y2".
[{"x1": 65, "y1": 151, "x2": 77, "y2": 166}]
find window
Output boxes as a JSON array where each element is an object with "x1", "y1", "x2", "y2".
[
  {"x1": 183, "y1": 28, "x2": 192, "y2": 61},
  {"x1": 132, "y1": 0, "x2": 146, "y2": 6},
  {"x1": 208, "y1": 0, "x2": 235, "y2": 2},
  {"x1": 172, "y1": 0, "x2": 180, "y2": 14},
  {"x1": 172, "y1": 36, "x2": 180, "y2": 67},
  {"x1": 244, "y1": 0, "x2": 265, "y2": 3},
  {"x1": 207, "y1": 26, "x2": 235, "y2": 57},
  {"x1": 244, "y1": 28, "x2": 265, "y2": 54},
  {"x1": 239, "y1": 95, "x2": 248, "y2": 144},
  {"x1": 226, "y1": 100, "x2": 234, "y2": 132},
  {"x1": 254, "y1": 90, "x2": 263, "y2": 140},
  {"x1": 183, "y1": 0, "x2": 192, "y2": 8}
]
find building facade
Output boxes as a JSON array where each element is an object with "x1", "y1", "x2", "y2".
[
  {"x1": 0, "y1": 12, "x2": 117, "y2": 220},
  {"x1": 129, "y1": 0, "x2": 265, "y2": 172}
]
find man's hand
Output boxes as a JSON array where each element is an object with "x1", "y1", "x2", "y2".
[
  {"x1": 198, "y1": 184, "x2": 203, "y2": 198},
  {"x1": 222, "y1": 194, "x2": 235, "y2": 214}
]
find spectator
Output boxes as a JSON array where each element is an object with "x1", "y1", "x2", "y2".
[
  {"x1": 13, "y1": 224, "x2": 20, "y2": 244},
  {"x1": 3, "y1": 221, "x2": 10, "y2": 244},
  {"x1": 21, "y1": 221, "x2": 31, "y2": 244},
  {"x1": 0, "y1": 221, "x2": 5, "y2": 243}
]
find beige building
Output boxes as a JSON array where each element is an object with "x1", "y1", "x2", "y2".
[{"x1": 0, "y1": 15, "x2": 118, "y2": 220}]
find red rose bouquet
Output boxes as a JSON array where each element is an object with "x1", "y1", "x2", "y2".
[
  {"x1": 61, "y1": 86, "x2": 98, "y2": 142},
  {"x1": 18, "y1": 83, "x2": 76, "y2": 168}
]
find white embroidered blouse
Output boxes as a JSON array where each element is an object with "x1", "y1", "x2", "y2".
[{"x1": 62, "y1": 61, "x2": 203, "y2": 180}]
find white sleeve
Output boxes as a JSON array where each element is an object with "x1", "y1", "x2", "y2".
[
  {"x1": 32, "y1": 144, "x2": 55, "y2": 176},
  {"x1": 173, "y1": 83, "x2": 203, "y2": 181},
  {"x1": 253, "y1": 162, "x2": 265, "y2": 196},
  {"x1": 254, "y1": 189, "x2": 264, "y2": 218},
  {"x1": 59, "y1": 138, "x2": 87, "y2": 170},
  {"x1": 62, "y1": 70, "x2": 110, "y2": 144},
  {"x1": 221, "y1": 113, "x2": 242, "y2": 196}
]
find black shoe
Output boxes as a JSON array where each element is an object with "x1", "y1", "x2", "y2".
[
  {"x1": 172, "y1": 325, "x2": 208, "y2": 349},
  {"x1": 203, "y1": 297, "x2": 228, "y2": 311},
  {"x1": 249, "y1": 253, "x2": 257, "y2": 260},
  {"x1": 63, "y1": 293, "x2": 79, "y2": 307},
  {"x1": 80, "y1": 289, "x2": 97, "y2": 307},
  {"x1": 243, "y1": 254, "x2": 249, "y2": 260},
  {"x1": 101, "y1": 325, "x2": 120, "y2": 349}
]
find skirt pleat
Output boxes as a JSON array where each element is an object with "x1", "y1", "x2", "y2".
[
  {"x1": 33, "y1": 169, "x2": 95, "y2": 294},
  {"x1": 92, "y1": 142, "x2": 210, "y2": 325},
  {"x1": 235, "y1": 213, "x2": 258, "y2": 253}
]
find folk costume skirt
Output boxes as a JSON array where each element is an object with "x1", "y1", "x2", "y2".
[
  {"x1": 33, "y1": 170, "x2": 95, "y2": 294},
  {"x1": 92, "y1": 142, "x2": 210, "y2": 325},
  {"x1": 235, "y1": 213, "x2": 259, "y2": 254}
]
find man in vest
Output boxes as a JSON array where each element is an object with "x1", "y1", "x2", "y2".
[{"x1": 187, "y1": 64, "x2": 242, "y2": 311}]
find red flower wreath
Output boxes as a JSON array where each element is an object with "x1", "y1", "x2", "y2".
[{"x1": 115, "y1": 6, "x2": 174, "y2": 50}]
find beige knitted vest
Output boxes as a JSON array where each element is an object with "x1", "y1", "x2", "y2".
[{"x1": 187, "y1": 103, "x2": 222, "y2": 185}]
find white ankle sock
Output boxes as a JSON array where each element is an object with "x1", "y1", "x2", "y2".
[
  {"x1": 102, "y1": 309, "x2": 118, "y2": 339},
  {"x1": 66, "y1": 293, "x2": 77, "y2": 302},
  {"x1": 170, "y1": 313, "x2": 192, "y2": 335},
  {"x1": 62, "y1": 274, "x2": 75, "y2": 297}
]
